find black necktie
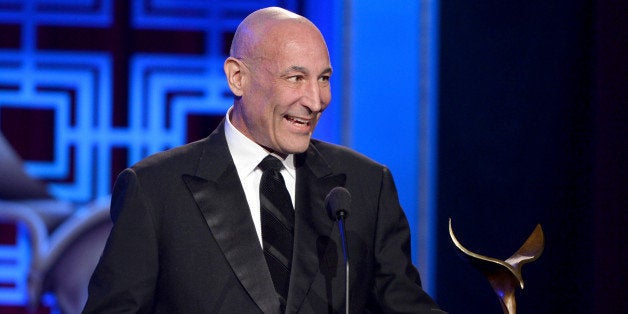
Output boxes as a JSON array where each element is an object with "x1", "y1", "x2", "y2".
[{"x1": 259, "y1": 155, "x2": 294, "y2": 311}]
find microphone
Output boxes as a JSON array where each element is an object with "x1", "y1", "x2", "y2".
[
  {"x1": 325, "y1": 186, "x2": 351, "y2": 221},
  {"x1": 325, "y1": 187, "x2": 351, "y2": 314}
]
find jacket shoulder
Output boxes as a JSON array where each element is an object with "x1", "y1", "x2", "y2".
[
  {"x1": 130, "y1": 137, "x2": 208, "y2": 177},
  {"x1": 309, "y1": 139, "x2": 386, "y2": 175}
]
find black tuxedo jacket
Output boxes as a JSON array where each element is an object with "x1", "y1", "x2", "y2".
[{"x1": 85, "y1": 121, "x2": 443, "y2": 313}]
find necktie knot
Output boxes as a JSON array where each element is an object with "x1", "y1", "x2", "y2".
[{"x1": 259, "y1": 155, "x2": 284, "y2": 173}]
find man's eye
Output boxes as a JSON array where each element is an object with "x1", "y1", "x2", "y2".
[
  {"x1": 319, "y1": 76, "x2": 330, "y2": 82},
  {"x1": 287, "y1": 76, "x2": 303, "y2": 82}
]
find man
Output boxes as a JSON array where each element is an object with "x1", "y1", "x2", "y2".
[{"x1": 85, "y1": 7, "x2": 444, "y2": 313}]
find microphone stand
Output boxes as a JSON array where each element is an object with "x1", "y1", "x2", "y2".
[
  {"x1": 338, "y1": 211, "x2": 349, "y2": 314},
  {"x1": 325, "y1": 187, "x2": 352, "y2": 314}
]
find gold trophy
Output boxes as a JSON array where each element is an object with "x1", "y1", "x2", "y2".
[{"x1": 449, "y1": 218, "x2": 544, "y2": 314}]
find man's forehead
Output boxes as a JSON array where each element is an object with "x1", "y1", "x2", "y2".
[{"x1": 251, "y1": 37, "x2": 330, "y2": 70}]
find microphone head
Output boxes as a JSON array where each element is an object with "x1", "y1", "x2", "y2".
[{"x1": 325, "y1": 187, "x2": 351, "y2": 221}]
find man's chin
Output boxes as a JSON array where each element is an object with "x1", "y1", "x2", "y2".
[{"x1": 280, "y1": 141, "x2": 311, "y2": 155}]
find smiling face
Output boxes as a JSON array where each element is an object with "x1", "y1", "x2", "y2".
[{"x1": 225, "y1": 9, "x2": 332, "y2": 156}]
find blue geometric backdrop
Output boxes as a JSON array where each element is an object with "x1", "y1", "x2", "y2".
[{"x1": 1, "y1": 0, "x2": 302, "y2": 203}]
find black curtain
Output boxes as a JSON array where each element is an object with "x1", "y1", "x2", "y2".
[{"x1": 436, "y1": 0, "x2": 626, "y2": 313}]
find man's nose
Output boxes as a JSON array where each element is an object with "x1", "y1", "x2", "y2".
[{"x1": 303, "y1": 80, "x2": 325, "y2": 112}]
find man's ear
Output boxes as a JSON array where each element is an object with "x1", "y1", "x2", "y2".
[{"x1": 224, "y1": 57, "x2": 245, "y2": 97}]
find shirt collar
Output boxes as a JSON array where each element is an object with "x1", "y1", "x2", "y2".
[{"x1": 224, "y1": 106, "x2": 295, "y2": 179}]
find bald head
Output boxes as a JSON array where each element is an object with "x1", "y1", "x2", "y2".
[
  {"x1": 229, "y1": 7, "x2": 326, "y2": 60},
  {"x1": 223, "y1": 7, "x2": 332, "y2": 155}
]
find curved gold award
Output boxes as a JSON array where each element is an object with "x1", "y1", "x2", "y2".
[{"x1": 449, "y1": 218, "x2": 544, "y2": 314}]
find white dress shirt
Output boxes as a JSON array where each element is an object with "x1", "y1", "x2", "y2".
[{"x1": 224, "y1": 107, "x2": 296, "y2": 246}]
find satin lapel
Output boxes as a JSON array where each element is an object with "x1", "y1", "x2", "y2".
[
  {"x1": 288, "y1": 144, "x2": 346, "y2": 312},
  {"x1": 182, "y1": 123, "x2": 280, "y2": 314}
]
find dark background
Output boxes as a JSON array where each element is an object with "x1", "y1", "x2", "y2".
[{"x1": 436, "y1": 0, "x2": 625, "y2": 313}]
